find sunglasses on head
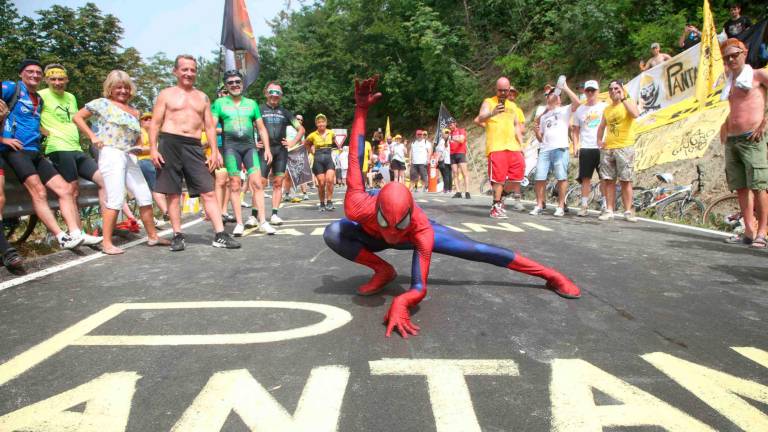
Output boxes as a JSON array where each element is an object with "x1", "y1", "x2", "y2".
[{"x1": 267, "y1": 89, "x2": 283, "y2": 96}]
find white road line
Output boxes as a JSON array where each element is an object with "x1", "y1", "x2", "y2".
[
  {"x1": 0, "y1": 218, "x2": 205, "y2": 292},
  {"x1": 280, "y1": 223, "x2": 333, "y2": 227},
  {"x1": 432, "y1": 198, "x2": 446, "y2": 203},
  {"x1": 522, "y1": 222, "x2": 553, "y2": 232}
]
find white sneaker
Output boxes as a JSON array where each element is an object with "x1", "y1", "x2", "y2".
[
  {"x1": 529, "y1": 206, "x2": 543, "y2": 216},
  {"x1": 623, "y1": 211, "x2": 638, "y2": 222},
  {"x1": 241, "y1": 201, "x2": 252, "y2": 208},
  {"x1": 59, "y1": 234, "x2": 84, "y2": 250},
  {"x1": 270, "y1": 214, "x2": 284, "y2": 225},
  {"x1": 510, "y1": 200, "x2": 525, "y2": 212},
  {"x1": 577, "y1": 206, "x2": 589, "y2": 217},
  {"x1": 259, "y1": 221, "x2": 277, "y2": 235},
  {"x1": 81, "y1": 233, "x2": 103, "y2": 246},
  {"x1": 245, "y1": 216, "x2": 259, "y2": 228},
  {"x1": 598, "y1": 211, "x2": 614, "y2": 221},
  {"x1": 553, "y1": 207, "x2": 565, "y2": 217},
  {"x1": 233, "y1": 223, "x2": 245, "y2": 237}
]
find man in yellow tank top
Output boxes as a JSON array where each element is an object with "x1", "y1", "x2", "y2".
[
  {"x1": 596, "y1": 79, "x2": 640, "y2": 222},
  {"x1": 474, "y1": 77, "x2": 525, "y2": 219}
]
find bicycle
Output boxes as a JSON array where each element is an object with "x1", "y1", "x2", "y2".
[
  {"x1": 703, "y1": 192, "x2": 756, "y2": 234},
  {"x1": 651, "y1": 165, "x2": 705, "y2": 225}
]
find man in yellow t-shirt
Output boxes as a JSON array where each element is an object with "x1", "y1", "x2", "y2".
[
  {"x1": 305, "y1": 113, "x2": 338, "y2": 211},
  {"x1": 596, "y1": 79, "x2": 640, "y2": 222},
  {"x1": 474, "y1": 77, "x2": 525, "y2": 218}
]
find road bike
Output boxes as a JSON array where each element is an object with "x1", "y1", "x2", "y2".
[{"x1": 703, "y1": 192, "x2": 756, "y2": 233}]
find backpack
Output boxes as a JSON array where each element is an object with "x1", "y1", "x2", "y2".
[{"x1": 1, "y1": 81, "x2": 23, "y2": 118}]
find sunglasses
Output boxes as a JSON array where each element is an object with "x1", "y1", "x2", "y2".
[
  {"x1": 225, "y1": 80, "x2": 242, "y2": 86},
  {"x1": 723, "y1": 51, "x2": 743, "y2": 61},
  {"x1": 267, "y1": 89, "x2": 283, "y2": 96},
  {"x1": 496, "y1": 88, "x2": 510, "y2": 93},
  {"x1": 585, "y1": 88, "x2": 597, "y2": 92}
]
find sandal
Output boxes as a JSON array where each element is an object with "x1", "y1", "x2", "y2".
[
  {"x1": 724, "y1": 234, "x2": 752, "y2": 245},
  {"x1": 750, "y1": 235, "x2": 767, "y2": 249},
  {"x1": 147, "y1": 237, "x2": 171, "y2": 246}
]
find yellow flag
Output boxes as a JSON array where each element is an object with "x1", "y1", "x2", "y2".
[
  {"x1": 695, "y1": 0, "x2": 724, "y2": 109},
  {"x1": 385, "y1": 116, "x2": 391, "y2": 139}
]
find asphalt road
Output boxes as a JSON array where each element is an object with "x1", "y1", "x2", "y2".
[{"x1": 0, "y1": 191, "x2": 765, "y2": 431}]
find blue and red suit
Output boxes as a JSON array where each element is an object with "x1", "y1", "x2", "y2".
[{"x1": 324, "y1": 77, "x2": 580, "y2": 338}]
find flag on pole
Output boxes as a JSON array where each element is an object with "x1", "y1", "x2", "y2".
[
  {"x1": 433, "y1": 103, "x2": 454, "y2": 143},
  {"x1": 385, "y1": 116, "x2": 391, "y2": 139},
  {"x1": 695, "y1": 0, "x2": 724, "y2": 109},
  {"x1": 221, "y1": 0, "x2": 260, "y2": 90}
]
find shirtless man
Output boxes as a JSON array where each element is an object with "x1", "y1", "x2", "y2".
[
  {"x1": 150, "y1": 55, "x2": 241, "y2": 251},
  {"x1": 720, "y1": 39, "x2": 768, "y2": 249},
  {"x1": 640, "y1": 43, "x2": 672, "y2": 71}
]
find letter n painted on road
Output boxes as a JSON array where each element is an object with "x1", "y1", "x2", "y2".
[
  {"x1": 369, "y1": 358, "x2": 518, "y2": 432},
  {"x1": 171, "y1": 366, "x2": 349, "y2": 432},
  {"x1": 0, "y1": 372, "x2": 139, "y2": 432},
  {"x1": 550, "y1": 358, "x2": 715, "y2": 431},
  {"x1": 643, "y1": 350, "x2": 768, "y2": 432}
]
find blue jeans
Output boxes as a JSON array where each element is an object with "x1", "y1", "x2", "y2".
[
  {"x1": 138, "y1": 159, "x2": 157, "y2": 191},
  {"x1": 535, "y1": 148, "x2": 569, "y2": 181}
]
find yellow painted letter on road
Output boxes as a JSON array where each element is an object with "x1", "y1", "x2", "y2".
[
  {"x1": 550, "y1": 359, "x2": 714, "y2": 432},
  {"x1": 0, "y1": 371, "x2": 139, "y2": 432},
  {"x1": 732, "y1": 346, "x2": 768, "y2": 369},
  {"x1": 644, "y1": 351, "x2": 768, "y2": 432},
  {"x1": 171, "y1": 366, "x2": 349, "y2": 432},
  {"x1": 369, "y1": 358, "x2": 518, "y2": 432}
]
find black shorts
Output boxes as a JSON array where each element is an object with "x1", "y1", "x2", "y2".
[
  {"x1": 224, "y1": 147, "x2": 260, "y2": 176},
  {"x1": 411, "y1": 164, "x2": 428, "y2": 183},
  {"x1": 47, "y1": 151, "x2": 98, "y2": 183},
  {"x1": 1, "y1": 150, "x2": 60, "y2": 184},
  {"x1": 312, "y1": 149, "x2": 335, "y2": 175},
  {"x1": 451, "y1": 153, "x2": 467, "y2": 164},
  {"x1": 391, "y1": 159, "x2": 405, "y2": 171},
  {"x1": 578, "y1": 148, "x2": 601, "y2": 180},
  {"x1": 259, "y1": 144, "x2": 288, "y2": 178},
  {"x1": 155, "y1": 132, "x2": 214, "y2": 197},
  {"x1": 0, "y1": 154, "x2": 5, "y2": 176}
]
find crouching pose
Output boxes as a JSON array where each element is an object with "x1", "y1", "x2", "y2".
[{"x1": 324, "y1": 76, "x2": 581, "y2": 338}]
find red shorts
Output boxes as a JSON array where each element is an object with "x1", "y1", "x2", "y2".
[{"x1": 488, "y1": 150, "x2": 524, "y2": 183}]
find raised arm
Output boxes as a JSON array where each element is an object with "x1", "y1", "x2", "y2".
[{"x1": 348, "y1": 76, "x2": 382, "y2": 193}]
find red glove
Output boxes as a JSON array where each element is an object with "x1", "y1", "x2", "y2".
[
  {"x1": 384, "y1": 289, "x2": 424, "y2": 338},
  {"x1": 354, "y1": 76, "x2": 383, "y2": 109}
]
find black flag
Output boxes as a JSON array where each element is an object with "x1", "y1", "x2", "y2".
[
  {"x1": 221, "y1": 0, "x2": 260, "y2": 89},
  {"x1": 433, "y1": 103, "x2": 454, "y2": 143}
]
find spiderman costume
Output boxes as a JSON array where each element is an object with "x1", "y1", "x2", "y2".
[{"x1": 324, "y1": 77, "x2": 580, "y2": 338}]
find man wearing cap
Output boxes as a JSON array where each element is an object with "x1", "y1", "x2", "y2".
[
  {"x1": 1, "y1": 59, "x2": 86, "y2": 250},
  {"x1": 531, "y1": 78, "x2": 581, "y2": 216},
  {"x1": 258, "y1": 81, "x2": 304, "y2": 223},
  {"x1": 573, "y1": 80, "x2": 608, "y2": 217},
  {"x1": 640, "y1": 43, "x2": 672, "y2": 71},
  {"x1": 475, "y1": 77, "x2": 526, "y2": 218},
  {"x1": 597, "y1": 80, "x2": 640, "y2": 222},
  {"x1": 410, "y1": 130, "x2": 432, "y2": 192},
  {"x1": 306, "y1": 113, "x2": 338, "y2": 211},
  {"x1": 720, "y1": 38, "x2": 768, "y2": 248},
  {"x1": 448, "y1": 119, "x2": 470, "y2": 199},
  {"x1": 38, "y1": 63, "x2": 105, "y2": 246}
]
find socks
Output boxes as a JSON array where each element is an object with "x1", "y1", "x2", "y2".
[
  {"x1": 272, "y1": 209, "x2": 278, "y2": 216},
  {"x1": 252, "y1": 209, "x2": 258, "y2": 218}
]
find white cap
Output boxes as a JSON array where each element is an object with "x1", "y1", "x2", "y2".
[{"x1": 584, "y1": 80, "x2": 599, "y2": 90}]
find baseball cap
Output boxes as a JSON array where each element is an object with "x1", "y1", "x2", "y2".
[
  {"x1": 584, "y1": 80, "x2": 599, "y2": 90},
  {"x1": 650, "y1": 42, "x2": 660, "y2": 49},
  {"x1": 509, "y1": 85, "x2": 518, "y2": 95},
  {"x1": 140, "y1": 112, "x2": 152, "y2": 120},
  {"x1": 315, "y1": 113, "x2": 327, "y2": 121},
  {"x1": 442, "y1": 128, "x2": 450, "y2": 133}
]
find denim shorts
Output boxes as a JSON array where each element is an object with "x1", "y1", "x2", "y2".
[{"x1": 535, "y1": 148, "x2": 569, "y2": 181}]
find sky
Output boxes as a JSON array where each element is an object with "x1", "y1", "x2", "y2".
[{"x1": 16, "y1": 0, "x2": 302, "y2": 60}]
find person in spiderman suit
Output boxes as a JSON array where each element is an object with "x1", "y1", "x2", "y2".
[{"x1": 324, "y1": 76, "x2": 580, "y2": 338}]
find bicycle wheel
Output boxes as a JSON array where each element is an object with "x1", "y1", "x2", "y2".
[
  {"x1": 703, "y1": 193, "x2": 744, "y2": 232},
  {"x1": 656, "y1": 196, "x2": 704, "y2": 225},
  {"x1": 565, "y1": 184, "x2": 583, "y2": 208}
]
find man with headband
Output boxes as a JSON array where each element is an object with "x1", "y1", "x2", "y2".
[
  {"x1": 1, "y1": 59, "x2": 86, "y2": 251},
  {"x1": 39, "y1": 63, "x2": 104, "y2": 246}
]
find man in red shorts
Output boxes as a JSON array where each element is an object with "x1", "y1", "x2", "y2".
[{"x1": 475, "y1": 77, "x2": 525, "y2": 218}]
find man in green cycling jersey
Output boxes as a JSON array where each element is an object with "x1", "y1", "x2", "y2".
[{"x1": 211, "y1": 70, "x2": 276, "y2": 235}]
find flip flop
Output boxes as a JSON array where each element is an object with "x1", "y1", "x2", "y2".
[
  {"x1": 724, "y1": 234, "x2": 752, "y2": 245},
  {"x1": 750, "y1": 235, "x2": 767, "y2": 249}
]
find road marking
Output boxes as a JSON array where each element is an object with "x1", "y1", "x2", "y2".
[
  {"x1": 276, "y1": 229, "x2": 304, "y2": 236},
  {"x1": 0, "y1": 218, "x2": 205, "y2": 292},
  {"x1": 0, "y1": 371, "x2": 139, "y2": 432},
  {"x1": 643, "y1": 351, "x2": 768, "y2": 431},
  {"x1": 281, "y1": 222, "x2": 333, "y2": 227},
  {"x1": 432, "y1": 198, "x2": 446, "y2": 202},
  {"x1": 732, "y1": 346, "x2": 768, "y2": 368},
  {"x1": 0, "y1": 301, "x2": 352, "y2": 386},
  {"x1": 462, "y1": 222, "x2": 524, "y2": 233},
  {"x1": 445, "y1": 225, "x2": 471, "y2": 233},
  {"x1": 522, "y1": 222, "x2": 553, "y2": 231},
  {"x1": 311, "y1": 228, "x2": 325, "y2": 236},
  {"x1": 550, "y1": 358, "x2": 715, "y2": 431},
  {"x1": 370, "y1": 359, "x2": 518, "y2": 432},
  {"x1": 171, "y1": 367, "x2": 349, "y2": 432}
]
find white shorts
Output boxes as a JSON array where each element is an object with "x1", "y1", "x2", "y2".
[{"x1": 98, "y1": 146, "x2": 153, "y2": 210}]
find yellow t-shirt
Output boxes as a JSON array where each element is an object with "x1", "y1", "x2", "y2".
[
  {"x1": 603, "y1": 100, "x2": 637, "y2": 149},
  {"x1": 306, "y1": 129, "x2": 336, "y2": 150},
  {"x1": 483, "y1": 96, "x2": 523, "y2": 155},
  {"x1": 138, "y1": 129, "x2": 152, "y2": 160},
  {"x1": 362, "y1": 140, "x2": 372, "y2": 172}
]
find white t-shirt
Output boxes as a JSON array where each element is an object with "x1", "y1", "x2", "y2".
[
  {"x1": 573, "y1": 102, "x2": 607, "y2": 150},
  {"x1": 391, "y1": 142, "x2": 406, "y2": 163},
  {"x1": 538, "y1": 105, "x2": 572, "y2": 151},
  {"x1": 436, "y1": 137, "x2": 451, "y2": 164},
  {"x1": 339, "y1": 148, "x2": 349, "y2": 169},
  {"x1": 411, "y1": 139, "x2": 430, "y2": 165}
]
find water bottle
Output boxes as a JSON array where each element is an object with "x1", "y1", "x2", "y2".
[{"x1": 554, "y1": 75, "x2": 566, "y2": 96}]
